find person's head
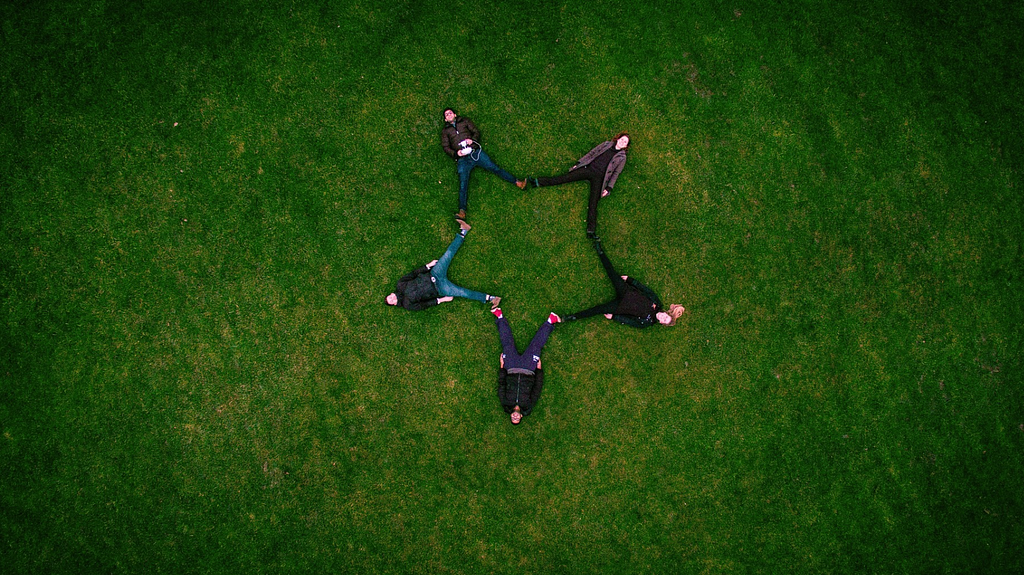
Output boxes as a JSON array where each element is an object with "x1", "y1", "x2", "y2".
[
  {"x1": 443, "y1": 108, "x2": 457, "y2": 123},
  {"x1": 385, "y1": 293, "x2": 399, "y2": 306},
  {"x1": 656, "y1": 303, "x2": 685, "y2": 326},
  {"x1": 613, "y1": 131, "x2": 630, "y2": 150},
  {"x1": 510, "y1": 405, "x2": 523, "y2": 425}
]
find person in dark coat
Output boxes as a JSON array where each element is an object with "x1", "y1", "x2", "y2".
[
  {"x1": 441, "y1": 108, "x2": 526, "y2": 220},
  {"x1": 385, "y1": 218, "x2": 501, "y2": 311},
  {"x1": 565, "y1": 238, "x2": 685, "y2": 327},
  {"x1": 526, "y1": 133, "x2": 630, "y2": 238},
  {"x1": 492, "y1": 307, "x2": 562, "y2": 424}
]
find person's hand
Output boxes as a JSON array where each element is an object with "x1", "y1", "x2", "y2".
[
  {"x1": 438, "y1": 296, "x2": 455, "y2": 304},
  {"x1": 499, "y1": 355, "x2": 504, "y2": 368},
  {"x1": 426, "y1": 259, "x2": 439, "y2": 269},
  {"x1": 460, "y1": 139, "x2": 473, "y2": 147},
  {"x1": 621, "y1": 275, "x2": 628, "y2": 280},
  {"x1": 601, "y1": 189, "x2": 610, "y2": 197},
  {"x1": 537, "y1": 359, "x2": 542, "y2": 369},
  {"x1": 604, "y1": 314, "x2": 613, "y2": 319},
  {"x1": 458, "y1": 147, "x2": 471, "y2": 157}
]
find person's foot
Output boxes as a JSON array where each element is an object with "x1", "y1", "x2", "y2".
[
  {"x1": 492, "y1": 307, "x2": 503, "y2": 318},
  {"x1": 566, "y1": 315, "x2": 578, "y2": 321},
  {"x1": 548, "y1": 312, "x2": 561, "y2": 324},
  {"x1": 456, "y1": 217, "x2": 471, "y2": 232},
  {"x1": 592, "y1": 236, "x2": 604, "y2": 254},
  {"x1": 527, "y1": 176, "x2": 540, "y2": 188},
  {"x1": 587, "y1": 230, "x2": 599, "y2": 241},
  {"x1": 516, "y1": 180, "x2": 527, "y2": 189},
  {"x1": 489, "y1": 296, "x2": 501, "y2": 310},
  {"x1": 454, "y1": 209, "x2": 467, "y2": 220}
]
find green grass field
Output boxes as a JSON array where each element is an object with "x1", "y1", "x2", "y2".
[{"x1": 2, "y1": 0, "x2": 1022, "y2": 572}]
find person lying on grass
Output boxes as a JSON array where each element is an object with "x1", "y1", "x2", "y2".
[
  {"x1": 441, "y1": 107, "x2": 526, "y2": 221},
  {"x1": 493, "y1": 308, "x2": 562, "y2": 425},
  {"x1": 385, "y1": 218, "x2": 501, "y2": 311},
  {"x1": 564, "y1": 237, "x2": 684, "y2": 328},
  {"x1": 525, "y1": 132, "x2": 630, "y2": 239}
]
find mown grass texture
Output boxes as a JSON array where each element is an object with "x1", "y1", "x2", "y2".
[{"x1": 1, "y1": 0, "x2": 1022, "y2": 573}]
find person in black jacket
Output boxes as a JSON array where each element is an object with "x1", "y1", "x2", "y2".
[
  {"x1": 493, "y1": 307, "x2": 561, "y2": 424},
  {"x1": 385, "y1": 218, "x2": 501, "y2": 311},
  {"x1": 565, "y1": 238, "x2": 685, "y2": 327},
  {"x1": 441, "y1": 108, "x2": 526, "y2": 220},
  {"x1": 526, "y1": 133, "x2": 630, "y2": 239}
]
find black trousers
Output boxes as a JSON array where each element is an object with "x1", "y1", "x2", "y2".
[
  {"x1": 569, "y1": 246, "x2": 627, "y2": 319},
  {"x1": 537, "y1": 165, "x2": 604, "y2": 235}
]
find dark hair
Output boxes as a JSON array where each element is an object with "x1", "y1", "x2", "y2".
[
  {"x1": 443, "y1": 108, "x2": 456, "y2": 117},
  {"x1": 612, "y1": 131, "x2": 630, "y2": 149}
]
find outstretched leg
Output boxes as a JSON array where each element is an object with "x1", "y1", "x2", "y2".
[
  {"x1": 535, "y1": 165, "x2": 597, "y2": 188},
  {"x1": 457, "y1": 157, "x2": 474, "y2": 212},
  {"x1": 432, "y1": 231, "x2": 490, "y2": 303},
  {"x1": 474, "y1": 149, "x2": 518, "y2": 184},
  {"x1": 594, "y1": 241, "x2": 628, "y2": 297},
  {"x1": 522, "y1": 317, "x2": 556, "y2": 363},
  {"x1": 495, "y1": 315, "x2": 519, "y2": 358}
]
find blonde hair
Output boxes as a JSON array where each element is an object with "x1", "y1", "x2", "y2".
[{"x1": 663, "y1": 304, "x2": 685, "y2": 326}]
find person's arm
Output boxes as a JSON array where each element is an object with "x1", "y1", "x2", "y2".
[
  {"x1": 397, "y1": 266, "x2": 430, "y2": 284},
  {"x1": 463, "y1": 118, "x2": 480, "y2": 144},
  {"x1": 523, "y1": 370, "x2": 544, "y2": 416},
  {"x1": 610, "y1": 314, "x2": 646, "y2": 328},
  {"x1": 441, "y1": 129, "x2": 459, "y2": 160},
  {"x1": 403, "y1": 296, "x2": 439, "y2": 311},
  {"x1": 602, "y1": 151, "x2": 627, "y2": 193}
]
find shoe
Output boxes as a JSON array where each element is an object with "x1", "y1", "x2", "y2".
[
  {"x1": 566, "y1": 315, "x2": 578, "y2": 321},
  {"x1": 456, "y1": 218, "x2": 471, "y2": 232},
  {"x1": 489, "y1": 296, "x2": 501, "y2": 310},
  {"x1": 491, "y1": 306, "x2": 503, "y2": 318},
  {"x1": 516, "y1": 180, "x2": 527, "y2": 189},
  {"x1": 454, "y1": 209, "x2": 467, "y2": 220},
  {"x1": 548, "y1": 312, "x2": 561, "y2": 324},
  {"x1": 527, "y1": 176, "x2": 540, "y2": 188},
  {"x1": 586, "y1": 230, "x2": 599, "y2": 241},
  {"x1": 592, "y1": 237, "x2": 604, "y2": 254}
]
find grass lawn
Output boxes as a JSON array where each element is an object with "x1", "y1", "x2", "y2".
[{"x1": 2, "y1": 0, "x2": 1022, "y2": 573}]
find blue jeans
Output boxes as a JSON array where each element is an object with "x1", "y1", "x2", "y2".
[
  {"x1": 431, "y1": 232, "x2": 488, "y2": 303},
  {"x1": 457, "y1": 148, "x2": 518, "y2": 212}
]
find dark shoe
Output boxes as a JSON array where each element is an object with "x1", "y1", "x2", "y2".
[
  {"x1": 566, "y1": 315, "x2": 578, "y2": 321},
  {"x1": 586, "y1": 230, "x2": 599, "y2": 241},
  {"x1": 454, "y1": 209, "x2": 467, "y2": 220},
  {"x1": 527, "y1": 176, "x2": 540, "y2": 188}
]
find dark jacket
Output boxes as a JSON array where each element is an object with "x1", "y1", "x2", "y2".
[
  {"x1": 497, "y1": 368, "x2": 544, "y2": 416},
  {"x1": 573, "y1": 140, "x2": 628, "y2": 192},
  {"x1": 612, "y1": 278, "x2": 662, "y2": 328},
  {"x1": 394, "y1": 266, "x2": 440, "y2": 311},
  {"x1": 441, "y1": 117, "x2": 481, "y2": 160}
]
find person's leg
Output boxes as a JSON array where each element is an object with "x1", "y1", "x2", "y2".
[
  {"x1": 566, "y1": 299, "x2": 620, "y2": 320},
  {"x1": 522, "y1": 318, "x2": 556, "y2": 365},
  {"x1": 436, "y1": 279, "x2": 489, "y2": 302},
  {"x1": 457, "y1": 157, "x2": 475, "y2": 212},
  {"x1": 431, "y1": 232, "x2": 464, "y2": 280},
  {"x1": 595, "y1": 245, "x2": 628, "y2": 296},
  {"x1": 495, "y1": 315, "x2": 519, "y2": 359},
  {"x1": 432, "y1": 232, "x2": 490, "y2": 303},
  {"x1": 474, "y1": 149, "x2": 518, "y2": 184},
  {"x1": 585, "y1": 177, "x2": 603, "y2": 236},
  {"x1": 536, "y1": 166, "x2": 595, "y2": 188}
]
